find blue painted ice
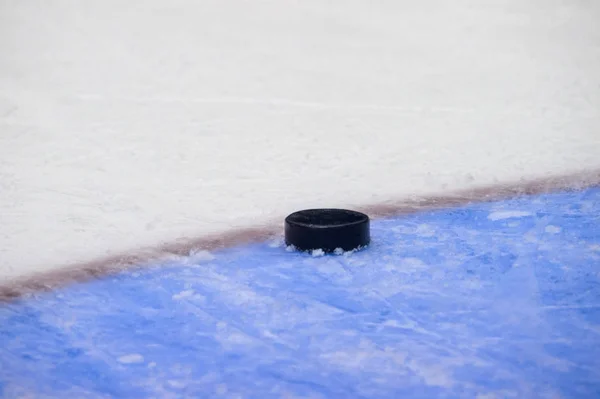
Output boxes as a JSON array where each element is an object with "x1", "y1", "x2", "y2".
[{"x1": 1, "y1": 189, "x2": 599, "y2": 398}]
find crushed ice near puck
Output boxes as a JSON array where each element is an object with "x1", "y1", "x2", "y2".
[{"x1": 284, "y1": 209, "x2": 370, "y2": 253}]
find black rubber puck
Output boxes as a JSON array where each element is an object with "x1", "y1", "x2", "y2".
[{"x1": 284, "y1": 209, "x2": 370, "y2": 253}]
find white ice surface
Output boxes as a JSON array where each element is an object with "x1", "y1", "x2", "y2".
[{"x1": 1, "y1": 0, "x2": 599, "y2": 281}]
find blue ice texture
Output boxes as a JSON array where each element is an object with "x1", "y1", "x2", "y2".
[{"x1": 1, "y1": 188, "x2": 599, "y2": 398}]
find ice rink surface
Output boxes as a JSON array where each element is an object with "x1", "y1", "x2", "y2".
[
  {"x1": 1, "y1": 0, "x2": 600, "y2": 281},
  {"x1": 1, "y1": 188, "x2": 599, "y2": 398},
  {"x1": 2, "y1": 1, "x2": 600, "y2": 397}
]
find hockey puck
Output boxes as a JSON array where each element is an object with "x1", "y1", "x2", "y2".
[{"x1": 284, "y1": 209, "x2": 370, "y2": 253}]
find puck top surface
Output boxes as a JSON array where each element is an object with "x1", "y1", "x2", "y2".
[
  {"x1": 284, "y1": 209, "x2": 370, "y2": 253},
  {"x1": 286, "y1": 209, "x2": 367, "y2": 227}
]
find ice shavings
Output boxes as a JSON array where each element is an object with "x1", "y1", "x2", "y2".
[{"x1": 487, "y1": 211, "x2": 533, "y2": 221}]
